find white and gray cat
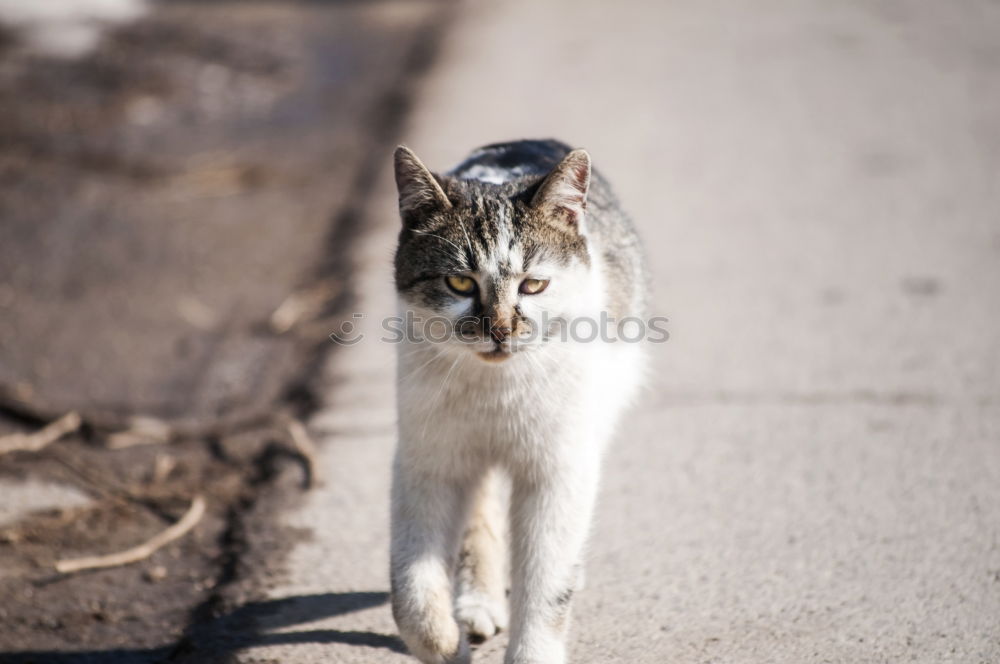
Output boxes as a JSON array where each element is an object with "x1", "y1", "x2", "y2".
[{"x1": 391, "y1": 140, "x2": 647, "y2": 664}]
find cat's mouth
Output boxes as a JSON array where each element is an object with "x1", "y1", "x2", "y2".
[{"x1": 476, "y1": 344, "x2": 515, "y2": 363}]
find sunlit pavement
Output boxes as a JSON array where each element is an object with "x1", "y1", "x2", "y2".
[{"x1": 235, "y1": 2, "x2": 1000, "y2": 662}]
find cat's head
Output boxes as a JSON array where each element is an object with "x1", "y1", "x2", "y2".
[{"x1": 392, "y1": 146, "x2": 598, "y2": 364}]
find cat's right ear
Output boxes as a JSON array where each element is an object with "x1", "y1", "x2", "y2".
[
  {"x1": 394, "y1": 146, "x2": 451, "y2": 226},
  {"x1": 531, "y1": 148, "x2": 591, "y2": 234}
]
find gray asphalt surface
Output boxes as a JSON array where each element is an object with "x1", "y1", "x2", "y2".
[{"x1": 235, "y1": 0, "x2": 999, "y2": 662}]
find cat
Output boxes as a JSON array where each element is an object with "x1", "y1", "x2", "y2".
[{"x1": 390, "y1": 139, "x2": 648, "y2": 664}]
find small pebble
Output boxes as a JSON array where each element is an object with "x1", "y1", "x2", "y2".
[{"x1": 144, "y1": 565, "x2": 168, "y2": 582}]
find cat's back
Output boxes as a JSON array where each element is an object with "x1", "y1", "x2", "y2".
[
  {"x1": 448, "y1": 139, "x2": 571, "y2": 184},
  {"x1": 449, "y1": 139, "x2": 648, "y2": 319}
]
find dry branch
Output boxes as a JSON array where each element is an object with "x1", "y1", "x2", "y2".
[
  {"x1": 0, "y1": 411, "x2": 82, "y2": 456},
  {"x1": 106, "y1": 416, "x2": 172, "y2": 449},
  {"x1": 0, "y1": 383, "x2": 278, "y2": 445},
  {"x1": 55, "y1": 495, "x2": 206, "y2": 574},
  {"x1": 269, "y1": 279, "x2": 341, "y2": 334},
  {"x1": 151, "y1": 453, "x2": 177, "y2": 484},
  {"x1": 286, "y1": 417, "x2": 321, "y2": 488}
]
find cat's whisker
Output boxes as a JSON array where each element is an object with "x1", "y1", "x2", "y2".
[
  {"x1": 420, "y1": 352, "x2": 465, "y2": 440},
  {"x1": 409, "y1": 228, "x2": 466, "y2": 255},
  {"x1": 398, "y1": 344, "x2": 435, "y2": 359},
  {"x1": 455, "y1": 216, "x2": 475, "y2": 264},
  {"x1": 521, "y1": 350, "x2": 554, "y2": 400},
  {"x1": 398, "y1": 345, "x2": 448, "y2": 385},
  {"x1": 411, "y1": 243, "x2": 470, "y2": 270}
]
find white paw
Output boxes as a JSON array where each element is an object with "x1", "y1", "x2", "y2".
[
  {"x1": 394, "y1": 601, "x2": 469, "y2": 664},
  {"x1": 455, "y1": 590, "x2": 508, "y2": 644},
  {"x1": 400, "y1": 626, "x2": 470, "y2": 664}
]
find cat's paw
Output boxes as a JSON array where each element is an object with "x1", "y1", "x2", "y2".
[
  {"x1": 398, "y1": 620, "x2": 470, "y2": 664},
  {"x1": 455, "y1": 589, "x2": 508, "y2": 645},
  {"x1": 394, "y1": 593, "x2": 470, "y2": 664}
]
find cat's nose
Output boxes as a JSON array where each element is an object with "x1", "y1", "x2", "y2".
[{"x1": 490, "y1": 324, "x2": 512, "y2": 343}]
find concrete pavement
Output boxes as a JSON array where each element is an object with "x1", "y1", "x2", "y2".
[{"x1": 235, "y1": 1, "x2": 1000, "y2": 662}]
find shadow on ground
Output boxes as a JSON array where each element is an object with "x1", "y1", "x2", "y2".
[{"x1": 0, "y1": 591, "x2": 403, "y2": 663}]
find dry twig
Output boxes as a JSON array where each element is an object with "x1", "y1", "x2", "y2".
[
  {"x1": 0, "y1": 411, "x2": 82, "y2": 456},
  {"x1": 55, "y1": 495, "x2": 206, "y2": 574},
  {"x1": 106, "y1": 416, "x2": 172, "y2": 449},
  {"x1": 0, "y1": 383, "x2": 276, "y2": 444},
  {"x1": 285, "y1": 417, "x2": 321, "y2": 488},
  {"x1": 269, "y1": 279, "x2": 340, "y2": 334},
  {"x1": 151, "y1": 453, "x2": 177, "y2": 484}
]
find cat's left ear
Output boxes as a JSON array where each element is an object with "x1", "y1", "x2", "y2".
[
  {"x1": 394, "y1": 146, "x2": 452, "y2": 227},
  {"x1": 531, "y1": 149, "x2": 591, "y2": 233}
]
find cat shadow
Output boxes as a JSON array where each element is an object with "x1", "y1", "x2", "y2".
[{"x1": 0, "y1": 591, "x2": 406, "y2": 664}]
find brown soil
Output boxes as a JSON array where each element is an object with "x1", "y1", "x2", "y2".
[{"x1": 0, "y1": 1, "x2": 451, "y2": 661}]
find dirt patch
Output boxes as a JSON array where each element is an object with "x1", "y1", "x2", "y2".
[
  {"x1": 0, "y1": 434, "x2": 264, "y2": 657},
  {"x1": 0, "y1": 0, "x2": 451, "y2": 660}
]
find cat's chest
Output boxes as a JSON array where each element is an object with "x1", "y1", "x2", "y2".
[
  {"x1": 399, "y1": 355, "x2": 585, "y2": 445},
  {"x1": 448, "y1": 367, "x2": 562, "y2": 425}
]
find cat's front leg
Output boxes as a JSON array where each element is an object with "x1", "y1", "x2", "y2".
[
  {"x1": 391, "y1": 457, "x2": 471, "y2": 664},
  {"x1": 506, "y1": 454, "x2": 600, "y2": 664},
  {"x1": 455, "y1": 468, "x2": 509, "y2": 644}
]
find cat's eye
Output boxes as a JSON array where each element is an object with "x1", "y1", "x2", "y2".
[
  {"x1": 445, "y1": 275, "x2": 477, "y2": 295},
  {"x1": 519, "y1": 278, "x2": 549, "y2": 295}
]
